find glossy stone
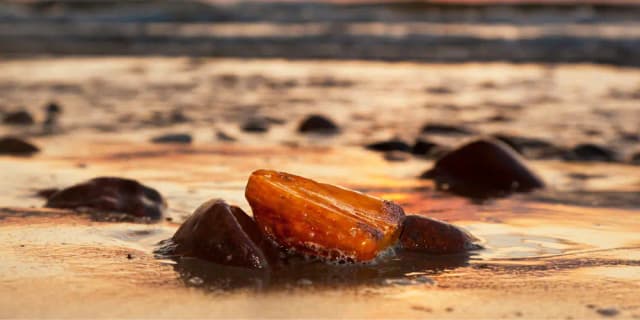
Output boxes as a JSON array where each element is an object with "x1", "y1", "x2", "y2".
[
  {"x1": 168, "y1": 199, "x2": 279, "y2": 269},
  {"x1": 150, "y1": 133, "x2": 193, "y2": 144},
  {"x1": 45, "y1": 177, "x2": 166, "y2": 219},
  {"x1": 245, "y1": 170, "x2": 405, "y2": 262},
  {"x1": 298, "y1": 115, "x2": 339, "y2": 134},
  {"x1": 0, "y1": 137, "x2": 39, "y2": 155},
  {"x1": 421, "y1": 139, "x2": 545, "y2": 198},
  {"x1": 399, "y1": 215, "x2": 481, "y2": 254}
]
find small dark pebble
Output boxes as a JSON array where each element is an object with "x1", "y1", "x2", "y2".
[
  {"x1": 384, "y1": 151, "x2": 411, "y2": 162},
  {"x1": 586, "y1": 304, "x2": 597, "y2": 309},
  {"x1": 445, "y1": 307, "x2": 454, "y2": 313},
  {"x1": 366, "y1": 139, "x2": 411, "y2": 153},
  {"x1": 298, "y1": 115, "x2": 339, "y2": 134},
  {"x1": 45, "y1": 177, "x2": 166, "y2": 220},
  {"x1": 160, "y1": 199, "x2": 280, "y2": 269},
  {"x1": 411, "y1": 138, "x2": 438, "y2": 156},
  {"x1": 169, "y1": 109, "x2": 190, "y2": 123},
  {"x1": 421, "y1": 124, "x2": 474, "y2": 136},
  {"x1": 564, "y1": 144, "x2": 617, "y2": 162},
  {"x1": 126, "y1": 253, "x2": 133, "y2": 259},
  {"x1": 399, "y1": 215, "x2": 481, "y2": 254},
  {"x1": 420, "y1": 139, "x2": 545, "y2": 198},
  {"x1": 3, "y1": 110, "x2": 34, "y2": 125},
  {"x1": 241, "y1": 117, "x2": 270, "y2": 133},
  {"x1": 151, "y1": 133, "x2": 192, "y2": 144},
  {"x1": 216, "y1": 130, "x2": 236, "y2": 142},
  {"x1": 0, "y1": 136, "x2": 39, "y2": 155},
  {"x1": 596, "y1": 308, "x2": 620, "y2": 317},
  {"x1": 46, "y1": 102, "x2": 62, "y2": 114},
  {"x1": 425, "y1": 86, "x2": 454, "y2": 95}
]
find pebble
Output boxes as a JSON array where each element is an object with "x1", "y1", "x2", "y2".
[
  {"x1": 0, "y1": 136, "x2": 39, "y2": 155},
  {"x1": 166, "y1": 199, "x2": 280, "y2": 269},
  {"x1": 241, "y1": 117, "x2": 270, "y2": 133},
  {"x1": 421, "y1": 124, "x2": 474, "y2": 136},
  {"x1": 420, "y1": 139, "x2": 545, "y2": 198},
  {"x1": 564, "y1": 144, "x2": 617, "y2": 162},
  {"x1": 45, "y1": 177, "x2": 167, "y2": 220},
  {"x1": 150, "y1": 133, "x2": 193, "y2": 144},
  {"x1": 298, "y1": 115, "x2": 339, "y2": 134},
  {"x1": 366, "y1": 139, "x2": 411, "y2": 152},
  {"x1": 216, "y1": 130, "x2": 237, "y2": 142},
  {"x1": 3, "y1": 110, "x2": 34, "y2": 125},
  {"x1": 399, "y1": 215, "x2": 481, "y2": 254},
  {"x1": 596, "y1": 308, "x2": 620, "y2": 317}
]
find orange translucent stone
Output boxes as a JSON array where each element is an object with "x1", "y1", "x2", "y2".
[{"x1": 245, "y1": 169, "x2": 405, "y2": 262}]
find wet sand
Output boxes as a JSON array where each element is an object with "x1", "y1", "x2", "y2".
[{"x1": 1, "y1": 57, "x2": 639, "y2": 318}]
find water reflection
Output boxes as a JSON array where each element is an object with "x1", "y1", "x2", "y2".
[{"x1": 167, "y1": 250, "x2": 471, "y2": 292}]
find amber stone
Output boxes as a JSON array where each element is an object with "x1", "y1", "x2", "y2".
[{"x1": 245, "y1": 169, "x2": 405, "y2": 262}]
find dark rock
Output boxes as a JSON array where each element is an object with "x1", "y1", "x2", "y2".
[
  {"x1": 151, "y1": 133, "x2": 192, "y2": 144},
  {"x1": 564, "y1": 144, "x2": 617, "y2": 162},
  {"x1": 298, "y1": 115, "x2": 339, "y2": 134},
  {"x1": 399, "y1": 216, "x2": 481, "y2": 255},
  {"x1": 45, "y1": 177, "x2": 166, "y2": 220},
  {"x1": 0, "y1": 137, "x2": 39, "y2": 155},
  {"x1": 169, "y1": 109, "x2": 190, "y2": 123},
  {"x1": 241, "y1": 117, "x2": 270, "y2": 133},
  {"x1": 46, "y1": 102, "x2": 62, "y2": 114},
  {"x1": 216, "y1": 130, "x2": 236, "y2": 142},
  {"x1": 425, "y1": 86, "x2": 454, "y2": 95},
  {"x1": 595, "y1": 308, "x2": 620, "y2": 317},
  {"x1": 164, "y1": 199, "x2": 279, "y2": 269},
  {"x1": 420, "y1": 139, "x2": 545, "y2": 198},
  {"x1": 3, "y1": 110, "x2": 34, "y2": 125},
  {"x1": 421, "y1": 124, "x2": 474, "y2": 136},
  {"x1": 492, "y1": 133, "x2": 564, "y2": 159},
  {"x1": 411, "y1": 138, "x2": 438, "y2": 156},
  {"x1": 44, "y1": 102, "x2": 62, "y2": 128},
  {"x1": 366, "y1": 139, "x2": 411, "y2": 153},
  {"x1": 384, "y1": 151, "x2": 411, "y2": 162}
]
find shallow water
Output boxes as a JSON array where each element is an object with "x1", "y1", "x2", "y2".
[{"x1": 0, "y1": 58, "x2": 639, "y2": 318}]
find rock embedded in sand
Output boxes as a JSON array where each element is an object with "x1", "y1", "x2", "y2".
[
  {"x1": 366, "y1": 139, "x2": 411, "y2": 153},
  {"x1": 421, "y1": 124, "x2": 474, "y2": 136},
  {"x1": 167, "y1": 199, "x2": 279, "y2": 269},
  {"x1": 241, "y1": 117, "x2": 270, "y2": 133},
  {"x1": 420, "y1": 139, "x2": 545, "y2": 198},
  {"x1": 297, "y1": 115, "x2": 339, "y2": 134},
  {"x1": 150, "y1": 133, "x2": 193, "y2": 144},
  {"x1": 0, "y1": 136, "x2": 39, "y2": 155},
  {"x1": 3, "y1": 110, "x2": 34, "y2": 125},
  {"x1": 564, "y1": 143, "x2": 617, "y2": 162},
  {"x1": 399, "y1": 215, "x2": 480, "y2": 254},
  {"x1": 245, "y1": 169, "x2": 405, "y2": 262},
  {"x1": 45, "y1": 177, "x2": 166, "y2": 219}
]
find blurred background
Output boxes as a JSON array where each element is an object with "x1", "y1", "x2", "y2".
[{"x1": 2, "y1": 0, "x2": 640, "y2": 64}]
